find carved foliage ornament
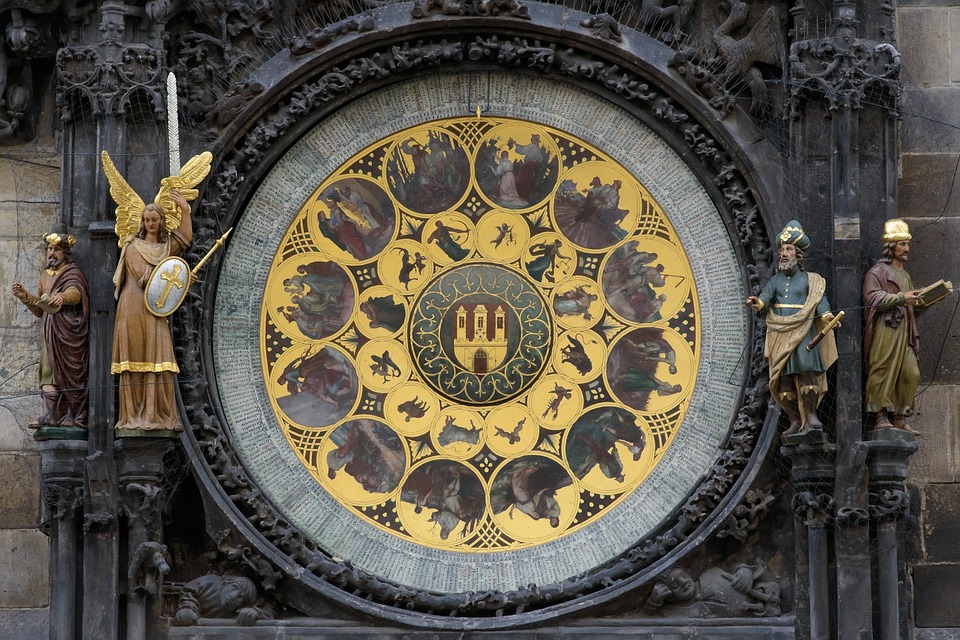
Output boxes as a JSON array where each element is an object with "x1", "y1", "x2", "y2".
[
  {"x1": 178, "y1": 32, "x2": 771, "y2": 619},
  {"x1": 788, "y1": 38, "x2": 901, "y2": 117},
  {"x1": 56, "y1": 45, "x2": 165, "y2": 121},
  {"x1": 869, "y1": 486, "x2": 910, "y2": 523}
]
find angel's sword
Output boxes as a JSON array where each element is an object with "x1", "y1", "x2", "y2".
[
  {"x1": 166, "y1": 72, "x2": 232, "y2": 281},
  {"x1": 167, "y1": 71, "x2": 181, "y2": 176}
]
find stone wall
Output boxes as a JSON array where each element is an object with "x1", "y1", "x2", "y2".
[
  {"x1": 898, "y1": 3, "x2": 960, "y2": 638},
  {"x1": 0, "y1": 94, "x2": 58, "y2": 637}
]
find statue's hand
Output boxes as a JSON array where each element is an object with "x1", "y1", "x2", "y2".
[
  {"x1": 169, "y1": 188, "x2": 189, "y2": 211},
  {"x1": 643, "y1": 582, "x2": 673, "y2": 612},
  {"x1": 236, "y1": 606, "x2": 261, "y2": 626},
  {"x1": 822, "y1": 312, "x2": 840, "y2": 328},
  {"x1": 904, "y1": 290, "x2": 922, "y2": 307},
  {"x1": 730, "y1": 567, "x2": 753, "y2": 593},
  {"x1": 172, "y1": 608, "x2": 199, "y2": 626},
  {"x1": 48, "y1": 293, "x2": 64, "y2": 309},
  {"x1": 745, "y1": 296, "x2": 762, "y2": 310},
  {"x1": 11, "y1": 283, "x2": 27, "y2": 301}
]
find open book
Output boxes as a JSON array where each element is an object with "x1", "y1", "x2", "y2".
[
  {"x1": 34, "y1": 293, "x2": 61, "y2": 314},
  {"x1": 917, "y1": 279, "x2": 954, "y2": 307}
]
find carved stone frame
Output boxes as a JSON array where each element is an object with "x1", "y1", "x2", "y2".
[{"x1": 175, "y1": 3, "x2": 781, "y2": 628}]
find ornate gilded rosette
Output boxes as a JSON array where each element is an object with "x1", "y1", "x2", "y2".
[{"x1": 261, "y1": 116, "x2": 698, "y2": 552}]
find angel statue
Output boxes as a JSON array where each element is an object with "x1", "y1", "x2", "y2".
[{"x1": 102, "y1": 150, "x2": 212, "y2": 432}]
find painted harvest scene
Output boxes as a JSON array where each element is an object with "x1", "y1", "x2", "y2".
[{"x1": 260, "y1": 116, "x2": 699, "y2": 552}]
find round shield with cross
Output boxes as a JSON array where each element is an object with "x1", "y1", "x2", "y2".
[{"x1": 144, "y1": 256, "x2": 191, "y2": 317}]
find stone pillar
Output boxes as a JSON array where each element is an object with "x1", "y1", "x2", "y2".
[
  {"x1": 866, "y1": 429, "x2": 919, "y2": 640},
  {"x1": 782, "y1": 440, "x2": 835, "y2": 640},
  {"x1": 788, "y1": 1, "x2": 902, "y2": 637},
  {"x1": 117, "y1": 438, "x2": 175, "y2": 640},
  {"x1": 55, "y1": 2, "x2": 169, "y2": 637},
  {"x1": 38, "y1": 440, "x2": 87, "y2": 640}
]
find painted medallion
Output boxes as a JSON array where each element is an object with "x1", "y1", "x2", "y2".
[{"x1": 260, "y1": 115, "x2": 699, "y2": 553}]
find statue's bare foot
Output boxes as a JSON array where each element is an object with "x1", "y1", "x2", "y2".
[
  {"x1": 875, "y1": 413, "x2": 894, "y2": 429},
  {"x1": 898, "y1": 423, "x2": 922, "y2": 437},
  {"x1": 782, "y1": 420, "x2": 802, "y2": 436}
]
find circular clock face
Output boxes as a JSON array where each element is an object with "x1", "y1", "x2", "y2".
[{"x1": 213, "y1": 72, "x2": 747, "y2": 593}]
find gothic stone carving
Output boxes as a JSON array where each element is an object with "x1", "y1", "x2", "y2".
[
  {"x1": 670, "y1": 0, "x2": 785, "y2": 117},
  {"x1": 642, "y1": 562, "x2": 781, "y2": 617},
  {"x1": 177, "y1": 27, "x2": 772, "y2": 619},
  {"x1": 869, "y1": 486, "x2": 909, "y2": 523},
  {"x1": 412, "y1": 0, "x2": 531, "y2": 21},
  {"x1": 717, "y1": 486, "x2": 776, "y2": 541},
  {"x1": 289, "y1": 15, "x2": 377, "y2": 56},
  {"x1": 793, "y1": 489, "x2": 834, "y2": 528},
  {"x1": 173, "y1": 574, "x2": 269, "y2": 627},
  {"x1": 128, "y1": 541, "x2": 170, "y2": 597},
  {"x1": 788, "y1": 35, "x2": 901, "y2": 117},
  {"x1": 56, "y1": 45, "x2": 164, "y2": 122}
]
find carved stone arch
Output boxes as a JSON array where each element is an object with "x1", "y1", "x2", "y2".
[
  {"x1": 178, "y1": 5, "x2": 784, "y2": 628},
  {"x1": 58, "y1": 87, "x2": 96, "y2": 124}
]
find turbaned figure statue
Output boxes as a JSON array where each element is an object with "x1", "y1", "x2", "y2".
[{"x1": 747, "y1": 220, "x2": 838, "y2": 436}]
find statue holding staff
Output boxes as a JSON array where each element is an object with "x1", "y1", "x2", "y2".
[{"x1": 746, "y1": 221, "x2": 838, "y2": 435}]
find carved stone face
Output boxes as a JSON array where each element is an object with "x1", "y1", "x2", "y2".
[
  {"x1": 662, "y1": 568, "x2": 696, "y2": 601},
  {"x1": 219, "y1": 579, "x2": 252, "y2": 611}
]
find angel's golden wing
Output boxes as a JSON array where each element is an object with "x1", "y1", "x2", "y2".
[
  {"x1": 100, "y1": 150, "x2": 147, "y2": 247},
  {"x1": 154, "y1": 151, "x2": 214, "y2": 231}
]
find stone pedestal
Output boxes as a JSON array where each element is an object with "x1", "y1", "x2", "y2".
[
  {"x1": 865, "y1": 429, "x2": 920, "y2": 640},
  {"x1": 38, "y1": 439, "x2": 87, "y2": 640},
  {"x1": 781, "y1": 441, "x2": 836, "y2": 640}
]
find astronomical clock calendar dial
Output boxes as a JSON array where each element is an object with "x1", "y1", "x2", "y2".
[{"x1": 214, "y1": 73, "x2": 746, "y2": 594}]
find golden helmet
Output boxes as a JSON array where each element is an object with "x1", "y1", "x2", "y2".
[{"x1": 882, "y1": 218, "x2": 911, "y2": 243}]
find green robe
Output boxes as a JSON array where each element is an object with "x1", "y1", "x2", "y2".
[{"x1": 758, "y1": 270, "x2": 837, "y2": 420}]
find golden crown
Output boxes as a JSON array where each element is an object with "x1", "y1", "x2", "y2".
[{"x1": 44, "y1": 231, "x2": 76, "y2": 248}]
